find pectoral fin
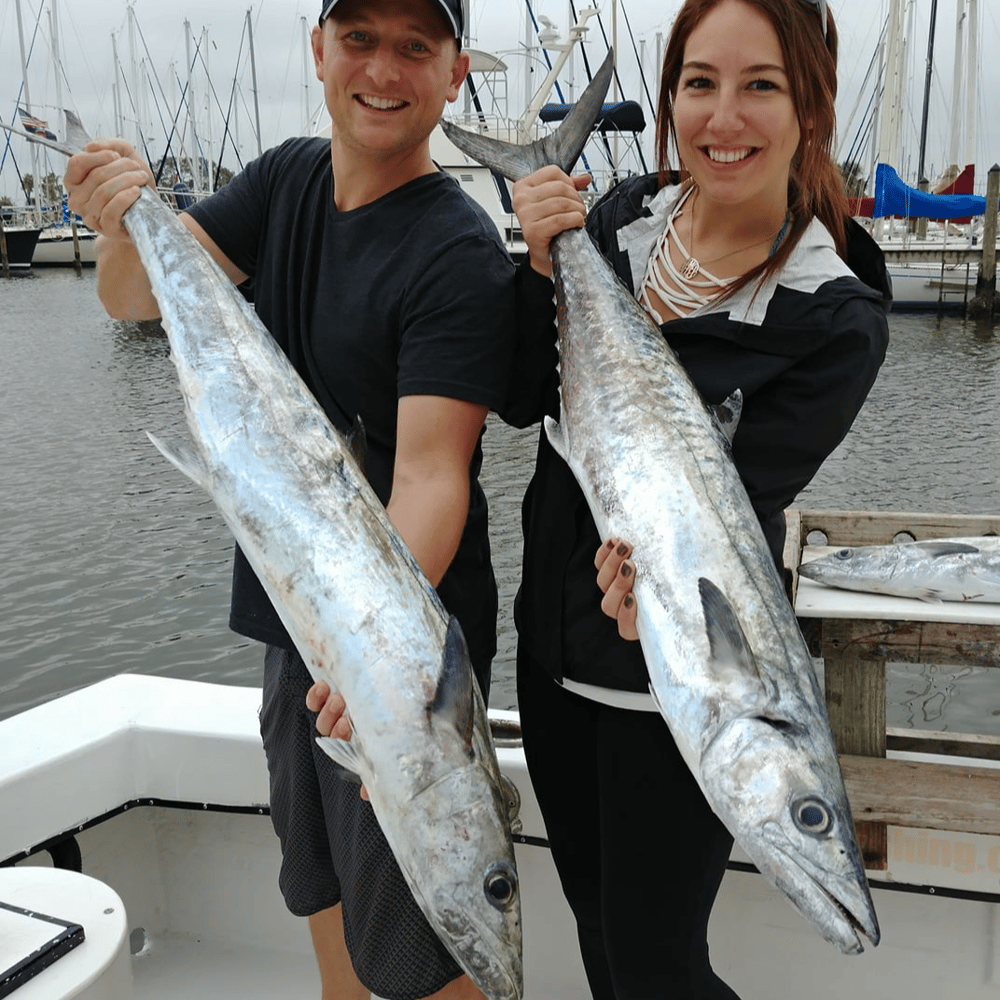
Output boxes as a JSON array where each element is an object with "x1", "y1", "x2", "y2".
[
  {"x1": 346, "y1": 414, "x2": 368, "y2": 476},
  {"x1": 913, "y1": 541, "x2": 981, "y2": 557},
  {"x1": 543, "y1": 415, "x2": 570, "y2": 464},
  {"x1": 428, "y1": 616, "x2": 476, "y2": 754},
  {"x1": 315, "y1": 735, "x2": 364, "y2": 782},
  {"x1": 146, "y1": 431, "x2": 211, "y2": 491},
  {"x1": 699, "y1": 577, "x2": 770, "y2": 712}
]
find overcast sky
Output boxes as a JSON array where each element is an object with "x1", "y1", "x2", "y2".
[{"x1": 2, "y1": 0, "x2": 998, "y2": 203}]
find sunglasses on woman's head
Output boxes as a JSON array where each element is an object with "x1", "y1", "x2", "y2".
[{"x1": 799, "y1": 0, "x2": 828, "y2": 39}]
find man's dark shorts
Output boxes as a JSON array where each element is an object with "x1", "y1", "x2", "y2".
[{"x1": 259, "y1": 644, "x2": 464, "y2": 999}]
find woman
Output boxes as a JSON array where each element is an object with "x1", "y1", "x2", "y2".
[{"x1": 505, "y1": 0, "x2": 890, "y2": 996}]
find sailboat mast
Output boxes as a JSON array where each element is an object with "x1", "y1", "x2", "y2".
[
  {"x1": 185, "y1": 21, "x2": 200, "y2": 193},
  {"x1": 112, "y1": 32, "x2": 123, "y2": 136},
  {"x1": 301, "y1": 16, "x2": 311, "y2": 135},
  {"x1": 15, "y1": 0, "x2": 42, "y2": 223},
  {"x1": 612, "y1": 0, "x2": 619, "y2": 173},
  {"x1": 917, "y1": 0, "x2": 938, "y2": 182},
  {"x1": 49, "y1": 3, "x2": 64, "y2": 123},
  {"x1": 128, "y1": 4, "x2": 141, "y2": 153},
  {"x1": 965, "y1": 0, "x2": 977, "y2": 169},
  {"x1": 947, "y1": 0, "x2": 965, "y2": 171},
  {"x1": 877, "y1": 0, "x2": 905, "y2": 171},
  {"x1": 203, "y1": 27, "x2": 215, "y2": 191},
  {"x1": 247, "y1": 9, "x2": 264, "y2": 157}
]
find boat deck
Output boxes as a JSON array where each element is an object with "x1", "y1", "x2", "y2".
[
  {"x1": 132, "y1": 935, "x2": 318, "y2": 998},
  {"x1": 7, "y1": 609, "x2": 1000, "y2": 999}
]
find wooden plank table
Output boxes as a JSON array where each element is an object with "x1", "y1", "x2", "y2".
[{"x1": 785, "y1": 509, "x2": 1000, "y2": 869}]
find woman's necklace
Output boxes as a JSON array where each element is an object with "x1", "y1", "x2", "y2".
[
  {"x1": 681, "y1": 187, "x2": 788, "y2": 278},
  {"x1": 639, "y1": 186, "x2": 791, "y2": 323}
]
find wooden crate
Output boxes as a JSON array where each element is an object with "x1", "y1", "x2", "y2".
[{"x1": 785, "y1": 509, "x2": 1000, "y2": 869}]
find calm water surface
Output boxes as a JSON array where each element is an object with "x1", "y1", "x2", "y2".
[{"x1": 2, "y1": 270, "x2": 999, "y2": 732}]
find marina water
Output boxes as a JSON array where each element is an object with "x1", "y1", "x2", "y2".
[{"x1": 2, "y1": 269, "x2": 999, "y2": 732}]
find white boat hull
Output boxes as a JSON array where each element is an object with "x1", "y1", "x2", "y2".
[
  {"x1": 32, "y1": 225, "x2": 97, "y2": 266},
  {"x1": 887, "y1": 261, "x2": 978, "y2": 311}
]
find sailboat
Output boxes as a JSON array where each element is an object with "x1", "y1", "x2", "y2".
[
  {"x1": 843, "y1": 0, "x2": 992, "y2": 310},
  {"x1": 6, "y1": 0, "x2": 96, "y2": 267}
]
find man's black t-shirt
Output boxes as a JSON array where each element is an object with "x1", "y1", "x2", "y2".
[{"x1": 188, "y1": 137, "x2": 515, "y2": 673}]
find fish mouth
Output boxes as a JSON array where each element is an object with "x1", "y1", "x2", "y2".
[
  {"x1": 435, "y1": 901, "x2": 522, "y2": 1000},
  {"x1": 763, "y1": 825, "x2": 880, "y2": 953},
  {"x1": 795, "y1": 562, "x2": 823, "y2": 581}
]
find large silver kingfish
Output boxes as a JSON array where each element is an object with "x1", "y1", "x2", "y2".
[
  {"x1": 441, "y1": 54, "x2": 879, "y2": 954},
  {"x1": 18, "y1": 111, "x2": 522, "y2": 1000}
]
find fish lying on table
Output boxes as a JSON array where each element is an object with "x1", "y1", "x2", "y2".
[
  {"x1": 4, "y1": 111, "x2": 523, "y2": 1000},
  {"x1": 799, "y1": 536, "x2": 1000, "y2": 603},
  {"x1": 441, "y1": 52, "x2": 879, "y2": 955}
]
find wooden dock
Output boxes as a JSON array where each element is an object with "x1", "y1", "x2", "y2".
[{"x1": 785, "y1": 508, "x2": 1000, "y2": 870}]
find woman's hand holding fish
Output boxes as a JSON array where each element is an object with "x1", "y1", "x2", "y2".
[
  {"x1": 511, "y1": 166, "x2": 590, "y2": 278},
  {"x1": 64, "y1": 139, "x2": 153, "y2": 241},
  {"x1": 306, "y1": 680, "x2": 370, "y2": 801},
  {"x1": 595, "y1": 538, "x2": 639, "y2": 641}
]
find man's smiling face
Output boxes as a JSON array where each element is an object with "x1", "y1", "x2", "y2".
[{"x1": 312, "y1": 0, "x2": 469, "y2": 165}]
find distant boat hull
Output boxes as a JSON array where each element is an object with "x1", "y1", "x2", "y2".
[
  {"x1": 887, "y1": 260, "x2": 978, "y2": 311},
  {"x1": 0, "y1": 225, "x2": 42, "y2": 268},
  {"x1": 32, "y1": 224, "x2": 98, "y2": 266}
]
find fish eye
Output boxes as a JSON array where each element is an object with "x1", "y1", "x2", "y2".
[
  {"x1": 483, "y1": 862, "x2": 518, "y2": 911},
  {"x1": 792, "y1": 797, "x2": 832, "y2": 836},
  {"x1": 834, "y1": 548, "x2": 852, "y2": 560}
]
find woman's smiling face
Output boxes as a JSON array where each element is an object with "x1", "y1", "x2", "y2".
[{"x1": 672, "y1": 0, "x2": 801, "y2": 214}]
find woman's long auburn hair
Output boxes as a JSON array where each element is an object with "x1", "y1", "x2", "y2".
[{"x1": 655, "y1": 0, "x2": 849, "y2": 293}]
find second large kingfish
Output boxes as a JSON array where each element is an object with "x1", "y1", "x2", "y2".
[{"x1": 441, "y1": 53, "x2": 878, "y2": 954}]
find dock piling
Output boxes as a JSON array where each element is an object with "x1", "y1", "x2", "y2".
[
  {"x1": 71, "y1": 218, "x2": 82, "y2": 276},
  {"x1": 914, "y1": 178, "x2": 929, "y2": 239},
  {"x1": 0, "y1": 214, "x2": 10, "y2": 279},
  {"x1": 969, "y1": 164, "x2": 999, "y2": 321}
]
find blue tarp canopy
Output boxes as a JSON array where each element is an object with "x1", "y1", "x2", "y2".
[
  {"x1": 873, "y1": 163, "x2": 996, "y2": 219},
  {"x1": 539, "y1": 100, "x2": 646, "y2": 133}
]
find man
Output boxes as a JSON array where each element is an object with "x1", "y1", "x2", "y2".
[{"x1": 64, "y1": 2, "x2": 514, "y2": 998}]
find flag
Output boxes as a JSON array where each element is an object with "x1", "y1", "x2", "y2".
[{"x1": 18, "y1": 107, "x2": 57, "y2": 142}]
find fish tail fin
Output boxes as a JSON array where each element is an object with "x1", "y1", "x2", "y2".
[
  {"x1": 0, "y1": 109, "x2": 92, "y2": 157},
  {"x1": 63, "y1": 109, "x2": 93, "y2": 154},
  {"x1": 439, "y1": 50, "x2": 614, "y2": 180}
]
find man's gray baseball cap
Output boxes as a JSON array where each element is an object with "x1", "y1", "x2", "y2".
[{"x1": 319, "y1": 0, "x2": 464, "y2": 43}]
